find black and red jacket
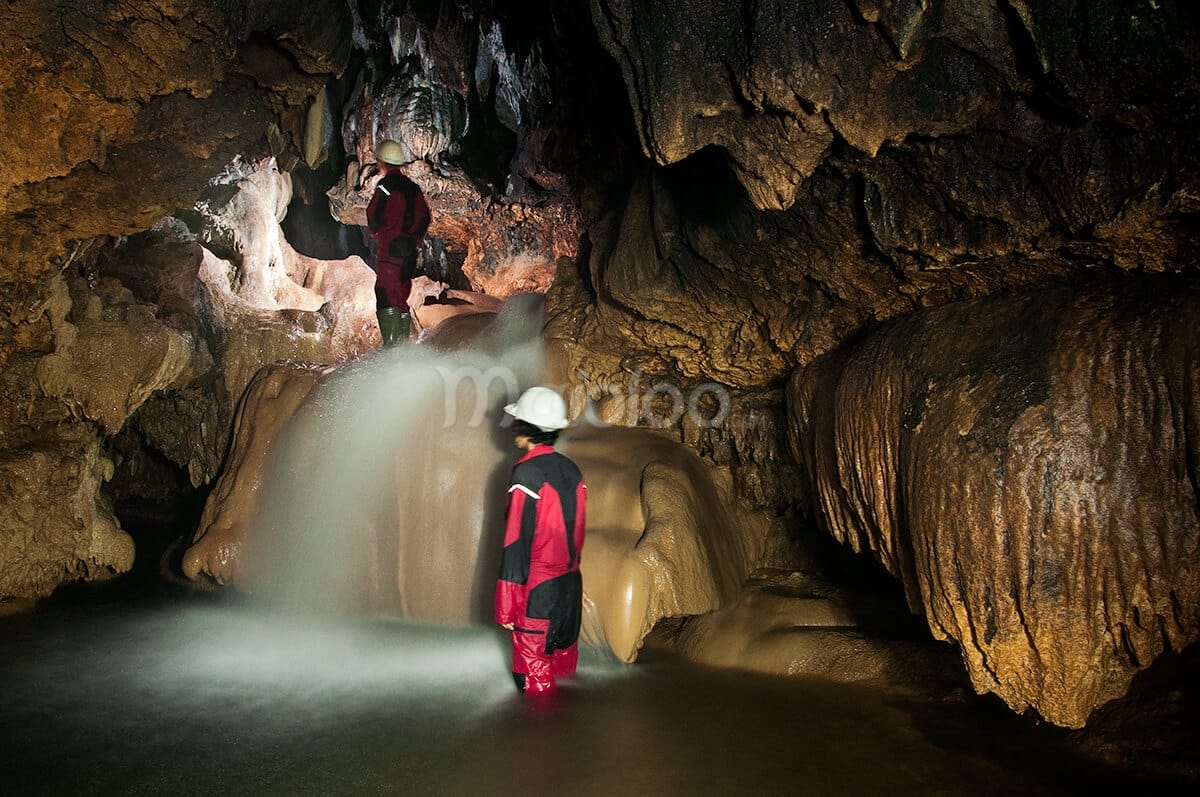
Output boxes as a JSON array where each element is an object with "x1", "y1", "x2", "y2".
[
  {"x1": 366, "y1": 171, "x2": 430, "y2": 274},
  {"x1": 495, "y1": 444, "x2": 587, "y2": 652}
]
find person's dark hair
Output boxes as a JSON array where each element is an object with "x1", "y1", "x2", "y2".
[{"x1": 510, "y1": 419, "x2": 559, "y2": 446}]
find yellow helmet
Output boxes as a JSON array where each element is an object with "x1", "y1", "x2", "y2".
[{"x1": 376, "y1": 139, "x2": 407, "y2": 166}]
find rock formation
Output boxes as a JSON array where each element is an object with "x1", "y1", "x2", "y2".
[
  {"x1": 183, "y1": 297, "x2": 768, "y2": 662},
  {"x1": 787, "y1": 279, "x2": 1200, "y2": 727},
  {"x1": 0, "y1": 0, "x2": 360, "y2": 598},
  {"x1": 325, "y1": 3, "x2": 582, "y2": 297},
  {"x1": 542, "y1": 0, "x2": 1200, "y2": 726},
  {"x1": 1, "y1": 0, "x2": 1198, "y2": 741},
  {"x1": 653, "y1": 568, "x2": 965, "y2": 694}
]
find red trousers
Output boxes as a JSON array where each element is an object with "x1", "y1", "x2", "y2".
[
  {"x1": 374, "y1": 260, "x2": 413, "y2": 309},
  {"x1": 510, "y1": 617, "x2": 578, "y2": 693}
]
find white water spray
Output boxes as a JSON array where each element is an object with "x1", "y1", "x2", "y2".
[{"x1": 243, "y1": 294, "x2": 546, "y2": 624}]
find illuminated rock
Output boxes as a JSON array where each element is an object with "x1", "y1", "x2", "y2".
[
  {"x1": 0, "y1": 428, "x2": 135, "y2": 600},
  {"x1": 182, "y1": 362, "x2": 334, "y2": 586},
  {"x1": 787, "y1": 279, "x2": 1200, "y2": 727},
  {"x1": 561, "y1": 424, "x2": 768, "y2": 662},
  {"x1": 655, "y1": 569, "x2": 963, "y2": 692},
  {"x1": 183, "y1": 301, "x2": 767, "y2": 662},
  {"x1": 34, "y1": 277, "x2": 193, "y2": 436},
  {"x1": 0, "y1": 0, "x2": 350, "y2": 282},
  {"x1": 326, "y1": 8, "x2": 581, "y2": 299}
]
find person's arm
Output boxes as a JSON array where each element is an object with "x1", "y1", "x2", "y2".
[
  {"x1": 366, "y1": 181, "x2": 388, "y2": 233},
  {"x1": 495, "y1": 468, "x2": 540, "y2": 627}
]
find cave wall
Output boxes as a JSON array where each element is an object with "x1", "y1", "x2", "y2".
[
  {"x1": 550, "y1": 1, "x2": 1198, "y2": 512},
  {"x1": 0, "y1": 0, "x2": 358, "y2": 599},
  {"x1": 560, "y1": 0, "x2": 1198, "y2": 389},
  {"x1": 545, "y1": 0, "x2": 1200, "y2": 723},
  {"x1": 0, "y1": 0, "x2": 351, "y2": 286},
  {"x1": 786, "y1": 278, "x2": 1200, "y2": 728},
  {"x1": 322, "y1": 1, "x2": 591, "y2": 297}
]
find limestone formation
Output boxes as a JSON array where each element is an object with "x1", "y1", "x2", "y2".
[
  {"x1": 326, "y1": 4, "x2": 581, "y2": 298},
  {"x1": 183, "y1": 300, "x2": 768, "y2": 662},
  {"x1": 0, "y1": 0, "x2": 351, "y2": 283},
  {"x1": 787, "y1": 279, "x2": 1200, "y2": 727},
  {"x1": 561, "y1": 424, "x2": 768, "y2": 661},
  {"x1": 182, "y1": 361, "x2": 335, "y2": 586},
  {"x1": 549, "y1": 0, "x2": 1199, "y2": 513},
  {"x1": 0, "y1": 426, "x2": 134, "y2": 599},
  {"x1": 0, "y1": 0, "x2": 355, "y2": 599},
  {"x1": 33, "y1": 275, "x2": 192, "y2": 436},
  {"x1": 656, "y1": 569, "x2": 965, "y2": 694}
]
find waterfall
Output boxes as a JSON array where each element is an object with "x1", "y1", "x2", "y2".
[{"x1": 242, "y1": 294, "x2": 545, "y2": 624}]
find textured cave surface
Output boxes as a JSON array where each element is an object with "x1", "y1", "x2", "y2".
[
  {"x1": 0, "y1": 0, "x2": 1197, "y2": 743},
  {"x1": 788, "y1": 278, "x2": 1200, "y2": 728},
  {"x1": 182, "y1": 304, "x2": 771, "y2": 666}
]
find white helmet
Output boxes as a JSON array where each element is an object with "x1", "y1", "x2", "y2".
[
  {"x1": 376, "y1": 139, "x2": 408, "y2": 166},
  {"x1": 505, "y1": 386, "x2": 569, "y2": 431}
]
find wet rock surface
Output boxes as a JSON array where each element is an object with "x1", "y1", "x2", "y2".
[
  {"x1": 787, "y1": 277, "x2": 1200, "y2": 727},
  {"x1": 0, "y1": 1, "x2": 1196, "y2": 762},
  {"x1": 0, "y1": 426, "x2": 134, "y2": 599},
  {"x1": 183, "y1": 302, "x2": 771, "y2": 664},
  {"x1": 1, "y1": 156, "x2": 376, "y2": 599},
  {"x1": 0, "y1": 0, "x2": 355, "y2": 598}
]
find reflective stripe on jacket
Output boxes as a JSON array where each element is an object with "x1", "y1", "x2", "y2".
[{"x1": 366, "y1": 171, "x2": 430, "y2": 268}]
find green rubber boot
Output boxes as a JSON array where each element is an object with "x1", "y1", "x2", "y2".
[{"x1": 377, "y1": 307, "x2": 410, "y2": 346}]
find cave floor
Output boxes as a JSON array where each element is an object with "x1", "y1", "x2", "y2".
[{"x1": 0, "y1": 581, "x2": 1191, "y2": 797}]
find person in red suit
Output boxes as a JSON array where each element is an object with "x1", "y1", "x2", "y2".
[
  {"x1": 366, "y1": 139, "x2": 430, "y2": 344},
  {"x1": 495, "y1": 387, "x2": 587, "y2": 694}
]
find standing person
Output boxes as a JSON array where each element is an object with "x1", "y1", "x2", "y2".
[
  {"x1": 366, "y1": 139, "x2": 430, "y2": 345},
  {"x1": 495, "y1": 387, "x2": 587, "y2": 694}
]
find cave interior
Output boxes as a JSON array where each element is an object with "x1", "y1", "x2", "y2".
[{"x1": 0, "y1": 0, "x2": 1198, "y2": 791}]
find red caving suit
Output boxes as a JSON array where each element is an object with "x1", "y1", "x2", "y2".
[
  {"x1": 495, "y1": 444, "x2": 587, "y2": 693},
  {"x1": 365, "y1": 170, "x2": 430, "y2": 309}
]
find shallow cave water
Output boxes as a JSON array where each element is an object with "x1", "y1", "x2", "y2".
[{"x1": 0, "y1": 564, "x2": 1189, "y2": 796}]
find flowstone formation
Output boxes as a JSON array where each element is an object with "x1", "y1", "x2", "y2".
[
  {"x1": 183, "y1": 300, "x2": 769, "y2": 663},
  {"x1": 544, "y1": 0, "x2": 1200, "y2": 724},
  {"x1": 788, "y1": 278, "x2": 1200, "y2": 728}
]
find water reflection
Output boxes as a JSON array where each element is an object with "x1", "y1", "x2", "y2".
[{"x1": 0, "y1": 597, "x2": 1175, "y2": 796}]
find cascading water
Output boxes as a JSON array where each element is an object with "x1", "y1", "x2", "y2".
[
  {"x1": 243, "y1": 293, "x2": 546, "y2": 624},
  {"x1": 0, "y1": 306, "x2": 1178, "y2": 794}
]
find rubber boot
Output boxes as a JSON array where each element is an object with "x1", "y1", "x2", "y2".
[{"x1": 377, "y1": 306, "x2": 406, "y2": 346}]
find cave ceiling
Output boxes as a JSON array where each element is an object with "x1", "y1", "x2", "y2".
[
  {"x1": 558, "y1": 0, "x2": 1200, "y2": 395},
  {"x1": 3, "y1": 0, "x2": 1194, "y2": 393}
]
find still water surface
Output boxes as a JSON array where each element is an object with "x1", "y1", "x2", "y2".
[{"x1": 0, "y1": 593, "x2": 1163, "y2": 796}]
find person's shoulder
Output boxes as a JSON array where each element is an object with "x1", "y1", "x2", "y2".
[
  {"x1": 510, "y1": 457, "x2": 545, "y2": 493},
  {"x1": 544, "y1": 450, "x2": 583, "y2": 482},
  {"x1": 382, "y1": 171, "x2": 420, "y2": 192}
]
